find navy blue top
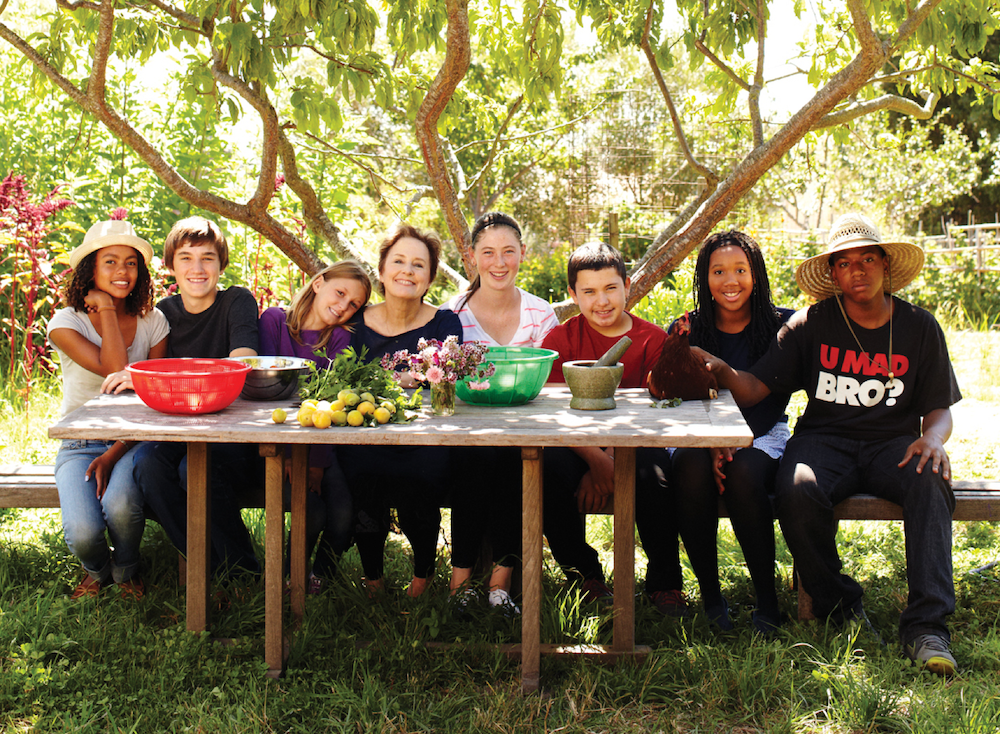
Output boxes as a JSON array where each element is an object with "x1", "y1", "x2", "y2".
[
  {"x1": 350, "y1": 307, "x2": 464, "y2": 363},
  {"x1": 674, "y1": 308, "x2": 795, "y2": 437}
]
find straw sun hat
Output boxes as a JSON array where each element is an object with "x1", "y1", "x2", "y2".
[
  {"x1": 69, "y1": 220, "x2": 153, "y2": 270},
  {"x1": 795, "y1": 213, "x2": 925, "y2": 300}
]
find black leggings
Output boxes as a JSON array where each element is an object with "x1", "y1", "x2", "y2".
[
  {"x1": 342, "y1": 446, "x2": 449, "y2": 581},
  {"x1": 672, "y1": 446, "x2": 780, "y2": 617}
]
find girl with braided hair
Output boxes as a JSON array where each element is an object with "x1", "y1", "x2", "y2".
[{"x1": 671, "y1": 230, "x2": 794, "y2": 633}]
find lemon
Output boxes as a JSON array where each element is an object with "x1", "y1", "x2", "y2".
[
  {"x1": 331, "y1": 410, "x2": 348, "y2": 427},
  {"x1": 330, "y1": 398, "x2": 346, "y2": 412},
  {"x1": 271, "y1": 408, "x2": 287, "y2": 424},
  {"x1": 315, "y1": 400, "x2": 333, "y2": 413},
  {"x1": 373, "y1": 407, "x2": 391, "y2": 424},
  {"x1": 347, "y1": 410, "x2": 365, "y2": 427},
  {"x1": 297, "y1": 408, "x2": 315, "y2": 427},
  {"x1": 360, "y1": 392, "x2": 376, "y2": 405},
  {"x1": 357, "y1": 400, "x2": 376, "y2": 416},
  {"x1": 342, "y1": 391, "x2": 361, "y2": 407},
  {"x1": 380, "y1": 400, "x2": 396, "y2": 415},
  {"x1": 302, "y1": 399, "x2": 319, "y2": 411},
  {"x1": 312, "y1": 410, "x2": 333, "y2": 429}
]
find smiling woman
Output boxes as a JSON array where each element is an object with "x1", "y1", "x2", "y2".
[
  {"x1": 341, "y1": 223, "x2": 464, "y2": 598},
  {"x1": 46, "y1": 218, "x2": 169, "y2": 601}
]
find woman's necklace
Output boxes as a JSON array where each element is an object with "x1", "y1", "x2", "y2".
[{"x1": 835, "y1": 294, "x2": 895, "y2": 381}]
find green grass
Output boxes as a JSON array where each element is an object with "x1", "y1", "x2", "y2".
[{"x1": 1, "y1": 330, "x2": 999, "y2": 732}]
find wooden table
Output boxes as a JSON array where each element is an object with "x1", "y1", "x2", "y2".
[{"x1": 49, "y1": 387, "x2": 751, "y2": 691}]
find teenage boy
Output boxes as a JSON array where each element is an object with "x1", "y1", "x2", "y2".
[
  {"x1": 541, "y1": 242, "x2": 687, "y2": 616},
  {"x1": 132, "y1": 216, "x2": 262, "y2": 578},
  {"x1": 697, "y1": 213, "x2": 961, "y2": 675}
]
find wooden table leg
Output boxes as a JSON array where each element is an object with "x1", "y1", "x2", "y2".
[
  {"x1": 186, "y1": 442, "x2": 211, "y2": 633},
  {"x1": 521, "y1": 447, "x2": 543, "y2": 693},
  {"x1": 612, "y1": 447, "x2": 636, "y2": 653},
  {"x1": 289, "y1": 444, "x2": 308, "y2": 628},
  {"x1": 261, "y1": 444, "x2": 285, "y2": 678}
]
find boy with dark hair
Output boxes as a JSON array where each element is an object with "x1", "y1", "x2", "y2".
[
  {"x1": 698, "y1": 213, "x2": 961, "y2": 675},
  {"x1": 132, "y1": 216, "x2": 262, "y2": 578},
  {"x1": 541, "y1": 242, "x2": 687, "y2": 615}
]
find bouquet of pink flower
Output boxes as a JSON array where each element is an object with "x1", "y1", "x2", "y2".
[{"x1": 381, "y1": 335, "x2": 496, "y2": 390}]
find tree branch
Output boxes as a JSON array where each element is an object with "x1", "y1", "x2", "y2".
[
  {"x1": 749, "y1": 0, "x2": 766, "y2": 146},
  {"x1": 275, "y1": 43, "x2": 376, "y2": 75},
  {"x1": 642, "y1": 3, "x2": 719, "y2": 190},
  {"x1": 208, "y1": 48, "x2": 278, "y2": 213},
  {"x1": 414, "y1": 0, "x2": 473, "y2": 277},
  {"x1": 472, "y1": 94, "x2": 522, "y2": 207},
  {"x1": 814, "y1": 90, "x2": 940, "y2": 129},
  {"x1": 694, "y1": 35, "x2": 750, "y2": 91},
  {"x1": 275, "y1": 129, "x2": 368, "y2": 278},
  {"x1": 627, "y1": 0, "x2": 914, "y2": 309},
  {"x1": 124, "y1": 0, "x2": 200, "y2": 27}
]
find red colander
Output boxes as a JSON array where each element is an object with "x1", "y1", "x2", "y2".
[{"x1": 126, "y1": 358, "x2": 251, "y2": 415}]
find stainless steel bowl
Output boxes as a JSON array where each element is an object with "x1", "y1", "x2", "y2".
[{"x1": 234, "y1": 356, "x2": 311, "y2": 401}]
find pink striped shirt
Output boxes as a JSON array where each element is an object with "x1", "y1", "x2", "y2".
[{"x1": 440, "y1": 288, "x2": 558, "y2": 347}]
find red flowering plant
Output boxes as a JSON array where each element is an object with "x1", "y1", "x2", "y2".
[{"x1": 381, "y1": 336, "x2": 495, "y2": 390}]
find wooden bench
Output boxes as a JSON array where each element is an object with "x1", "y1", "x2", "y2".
[
  {"x1": 4, "y1": 464, "x2": 998, "y2": 618},
  {"x1": 588, "y1": 478, "x2": 1000, "y2": 619}
]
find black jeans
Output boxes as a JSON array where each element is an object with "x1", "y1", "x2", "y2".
[
  {"x1": 542, "y1": 446, "x2": 682, "y2": 593},
  {"x1": 775, "y1": 433, "x2": 956, "y2": 644},
  {"x1": 134, "y1": 442, "x2": 262, "y2": 578}
]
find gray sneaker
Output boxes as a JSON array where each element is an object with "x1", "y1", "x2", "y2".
[{"x1": 904, "y1": 634, "x2": 958, "y2": 676}]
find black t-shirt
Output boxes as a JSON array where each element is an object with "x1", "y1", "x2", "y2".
[
  {"x1": 156, "y1": 286, "x2": 259, "y2": 359},
  {"x1": 349, "y1": 307, "x2": 464, "y2": 363},
  {"x1": 749, "y1": 296, "x2": 962, "y2": 441},
  {"x1": 677, "y1": 308, "x2": 795, "y2": 438}
]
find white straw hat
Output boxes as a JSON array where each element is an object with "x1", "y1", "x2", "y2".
[
  {"x1": 69, "y1": 220, "x2": 153, "y2": 270},
  {"x1": 795, "y1": 213, "x2": 925, "y2": 300}
]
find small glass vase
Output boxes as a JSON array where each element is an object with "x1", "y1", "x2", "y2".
[{"x1": 430, "y1": 381, "x2": 456, "y2": 417}]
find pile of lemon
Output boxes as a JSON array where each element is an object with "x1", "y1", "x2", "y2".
[{"x1": 272, "y1": 389, "x2": 397, "y2": 428}]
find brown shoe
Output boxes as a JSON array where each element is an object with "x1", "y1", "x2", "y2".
[
  {"x1": 118, "y1": 576, "x2": 145, "y2": 600},
  {"x1": 71, "y1": 573, "x2": 107, "y2": 600}
]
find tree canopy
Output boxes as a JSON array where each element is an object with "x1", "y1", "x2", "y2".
[{"x1": 1, "y1": 0, "x2": 997, "y2": 315}]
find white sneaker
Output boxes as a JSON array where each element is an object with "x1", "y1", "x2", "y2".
[{"x1": 488, "y1": 588, "x2": 521, "y2": 616}]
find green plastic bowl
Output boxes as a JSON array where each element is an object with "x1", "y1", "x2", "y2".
[{"x1": 456, "y1": 346, "x2": 559, "y2": 406}]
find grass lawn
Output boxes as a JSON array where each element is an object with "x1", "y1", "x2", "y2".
[{"x1": 0, "y1": 328, "x2": 998, "y2": 732}]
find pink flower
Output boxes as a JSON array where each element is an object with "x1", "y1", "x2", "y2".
[
  {"x1": 425, "y1": 365, "x2": 445, "y2": 384},
  {"x1": 467, "y1": 380, "x2": 490, "y2": 391}
]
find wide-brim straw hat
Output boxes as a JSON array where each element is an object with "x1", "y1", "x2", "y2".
[
  {"x1": 795, "y1": 213, "x2": 925, "y2": 300},
  {"x1": 69, "y1": 220, "x2": 153, "y2": 270}
]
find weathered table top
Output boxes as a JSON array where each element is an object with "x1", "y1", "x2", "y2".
[{"x1": 48, "y1": 387, "x2": 752, "y2": 448}]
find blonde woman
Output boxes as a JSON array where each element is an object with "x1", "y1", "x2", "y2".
[{"x1": 259, "y1": 261, "x2": 372, "y2": 592}]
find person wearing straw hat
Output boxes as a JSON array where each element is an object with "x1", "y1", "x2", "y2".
[
  {"x1": 48, "y1": 216, "x2": 169, "y2": 600},
  {"x1": 694, "y1": 213, "x2": 962, "y2": 676}
]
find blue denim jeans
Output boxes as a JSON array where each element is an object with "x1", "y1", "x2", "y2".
[
  {"x1": 774, "y1": 433, "x2": 956, "y2": 644},
  {"x1": 54, "y1": 439, "x2": 145, "y2": 584}
]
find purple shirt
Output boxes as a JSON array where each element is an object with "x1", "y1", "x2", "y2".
[
  {"x1": 258, "y1": 307, "x2": 352, "y2": 468},
  {"x1": 258, "y1": 307, "x2": 350, "y2": 368}
]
